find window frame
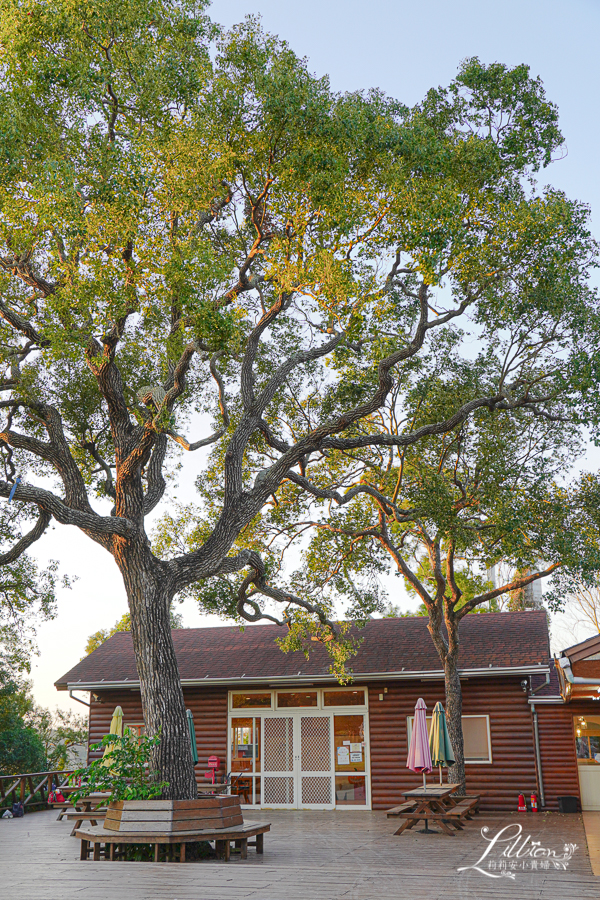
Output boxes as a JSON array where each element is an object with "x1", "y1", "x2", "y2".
[
  {"x1": 406, "y1": 713, "x2": 492, "y2": 764},
  {"x1": 228, "y1": 687, "x2": 369, "y2": 712},
  {"x1": 229, "y1": 691, "x2": 274, "y2": 711}
]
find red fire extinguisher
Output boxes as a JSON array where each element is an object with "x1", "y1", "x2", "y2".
[
  {"x1": 531, "y1": 792, "x2": 538, "y2": 812},
  {"x1": 518, "y1": 792, "x2": 527, "y2": 812}
]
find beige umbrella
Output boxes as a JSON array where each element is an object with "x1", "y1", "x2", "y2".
[{"x1": 102, "y1": 705, "x2": 123, "y2": 765}]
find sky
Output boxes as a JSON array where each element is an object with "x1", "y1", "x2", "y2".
[{"x1": 29, "y1": 0, "x2": 600, "y2": 713}]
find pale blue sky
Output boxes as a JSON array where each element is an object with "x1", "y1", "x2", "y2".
[{"x1": 34, "y1": 0, "x2": 600, "y2": 711}]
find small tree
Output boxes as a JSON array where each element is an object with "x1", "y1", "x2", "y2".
[{"x1": 0, "y1": 4, "x2": 598, "y2": 797}]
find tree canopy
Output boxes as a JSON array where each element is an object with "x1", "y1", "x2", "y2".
[{"x1": 0, "y1": 0, "x2": 598, "y2": 794}]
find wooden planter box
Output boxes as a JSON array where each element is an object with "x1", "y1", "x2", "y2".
[{"x1": 104, "y1": 796, "x2": 244, "y2": 833}]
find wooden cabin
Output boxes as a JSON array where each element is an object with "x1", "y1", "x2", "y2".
[{"x1": 54, "y1": 610, "x2": 591, "y2": 812}]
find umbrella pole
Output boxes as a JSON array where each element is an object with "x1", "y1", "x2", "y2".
[
  {"x1": 439, "y1": 764, "x2": 442, "y2": 785},
  {"x1": 422, "y1": 771, "x2": 426, "y2": 788}
]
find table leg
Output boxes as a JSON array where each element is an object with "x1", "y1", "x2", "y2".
[
  {"x1": 80, "y1": 839, "x2": 88, "y2": 861},
  {"x1": 256, "y1": 832, "x2": 264, "y2": 854}
]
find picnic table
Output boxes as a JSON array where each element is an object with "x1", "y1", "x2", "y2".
[
  {"x1": 51, "y1": 792, "x2": 110, "y2": 831},
  {"x1": 388, "y1": 785, "x2": 480, "y2": 836}
]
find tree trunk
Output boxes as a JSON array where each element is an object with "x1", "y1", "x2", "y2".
[
  {"x1": 427, "y1": 604, "x2": 466, "y2": 794},
  {"x1": 444, "y1": 653, "x2": 466, "y2": 794},
  {"x1": 117, "y1": 541, "x2": 197, "y2": 800}
]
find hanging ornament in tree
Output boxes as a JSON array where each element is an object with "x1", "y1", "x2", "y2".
[{"x1": 8, "y1": 476, "x2": 21, "y2": 502}]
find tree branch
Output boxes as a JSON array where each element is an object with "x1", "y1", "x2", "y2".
[
  {"x1": 0, "y1": 509, "x2": 51, "y2": 564},
  {"x1": 0, "y1": 481, "x2": 134, "y2": 539},
  {"x1": 457, "y1": 563, "x2": 561, "y2": 617}
]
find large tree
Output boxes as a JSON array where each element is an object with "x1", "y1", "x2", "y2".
[{"x1": 0, "y1": 2, "x2": 598, "y2": 796}]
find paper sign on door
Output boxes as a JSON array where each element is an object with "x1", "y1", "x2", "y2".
[
  {"x1": 350, "y1": 751, "x2": 362, "y2": 763},
  {"x1": 349, "y1": 743, "x2": 361, "y2": 752},
  {"x1": 337, "y1": 746, "x2": 350, "y2": 765}
]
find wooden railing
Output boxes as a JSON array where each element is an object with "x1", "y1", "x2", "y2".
[{"x1": 0, "y1": 769, "x2": 75, "y2": 813}]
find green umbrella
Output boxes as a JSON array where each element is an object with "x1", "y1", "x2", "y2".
[
  {"x1": 429, "y1": 701, "x2": 455, "y2": 784},
  {"x1": 187, "y1": 709, "x2": 199, "y2": 764}
]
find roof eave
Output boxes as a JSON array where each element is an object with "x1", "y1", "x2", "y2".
[{"x1": 59, "y1": 663, "x2": 550, "y2": 693}]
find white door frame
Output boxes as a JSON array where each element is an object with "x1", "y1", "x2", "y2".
[{"x1": 228, "y1": 694, "x2": 372, "y2": 810}]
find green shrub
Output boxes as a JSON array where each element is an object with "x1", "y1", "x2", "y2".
[{"x1": 71, "y1": 730, "x2": 168, "y2": 803}]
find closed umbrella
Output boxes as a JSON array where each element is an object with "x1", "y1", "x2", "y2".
[
  {"x1": 429, "y1": 701, "x2": 455, "y2": 785},
  {"x1": 187, "y1": 709, "x2": 199, "y2": 764},
  {"x1": 407, "y1": 697, "x2": 433, "y2": 788},
  {"x1": 102, "y1": 705, "x2": 123, "y2": 765}
]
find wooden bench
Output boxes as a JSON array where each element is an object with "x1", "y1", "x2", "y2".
[
  {"x1": 65, "y1": 810, "x2": 107, "y2": 836},
  {"x1": 76, "y1": 822, "x2": 271, "y2": 862},
  {"x1": 444, "y1": 796, "x2": 480, "y2": 822},
  {"x1": 386, "y1": 801, "x2": 418, "y2": 818},
  {"x1": 51, "y1": 802, "x2": 78, "y2": 821}
]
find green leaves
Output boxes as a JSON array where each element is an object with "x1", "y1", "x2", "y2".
[{"x1": 72, "y1": 731, "x2": 168, "y2": 802}]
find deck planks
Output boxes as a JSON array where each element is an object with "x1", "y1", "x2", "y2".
[{"x1": 0, "y1": 807, "x2": 597, "y2": 899}]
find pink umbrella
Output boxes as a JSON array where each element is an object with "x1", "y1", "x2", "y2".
[{"x1": 407, "y1": 697, "x2": 433, "y2": 787}]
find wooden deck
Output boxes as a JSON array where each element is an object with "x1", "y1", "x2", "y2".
[{"x1": 0, "y1": 808, "x2": 598, "y2": 899}]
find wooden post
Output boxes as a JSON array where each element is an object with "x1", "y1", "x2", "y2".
[
  {"x1": 154, "y1": 843, "x2": 159, "y2": 863},
  {"x1": 19, "y1": 777, "x2": 25, "y2": 802},
  {"x1": 179, "y1": 842, "x2": 186, "y2": 863}
]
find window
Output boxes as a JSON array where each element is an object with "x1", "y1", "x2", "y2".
[
  {"x1": 323, "y1": 689, "x2": 366, "y2": 707},
  {"x1": 276, "y1": 691, "x2": 318, "y2": 708},
  {"x1": 574, "y1": 715, "x2": 600, "y2": 766},
  {"x1": 231, "y1": 717, "x2": 262, "y2": 804},
  {"x1": 124, "y1": 723, "x2": 145, "y2": 738},
  {"x1": 333, "y1": 715, "x2": 366, "y2": 805},
  {"x1": 462, "y1": 716, "x2": 492, "y2": 763},
  {"x1": 231, "y1": 692, "x2": 272, "y2": 709},
  {"x1": 407, "y1": 714, "x2": 492, "y2": 764}
]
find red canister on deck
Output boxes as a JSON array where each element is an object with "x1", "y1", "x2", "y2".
[
  {"x1": 531, "y1": 792, "x2": 538, "y2": 811},
  {"x1": 518, "y1": 793, "x2": 527, "y2": 812}
]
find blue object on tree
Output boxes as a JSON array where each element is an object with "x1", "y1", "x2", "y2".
[{"x1": 8, "y1": 477, "x2": 21, "y2": 502}]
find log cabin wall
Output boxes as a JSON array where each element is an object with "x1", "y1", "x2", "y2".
[
  {"x1": 88, "y1": 686, "x2": 229, "y2": 791},
  {"x1": 88, "y1": 674, "x2": 549, "y2": 811},
  {"x1": 534, "y1": 700, "x2": 600, "y2": 810},
  {"x1": 368, "y1": 676, "x2": 538, "y2": 812}
]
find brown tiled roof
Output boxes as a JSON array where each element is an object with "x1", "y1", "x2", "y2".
[{"x1": 55, "y1": 610, "x2": 550, "y2": 689}]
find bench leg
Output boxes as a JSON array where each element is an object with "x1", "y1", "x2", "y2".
[
  {"x1": 80, "y1": 839, "x2": 88, "y2": 861},
  {"x1": 109, "y1": 843, "x2": 115, "y2": 861},
  {"x1": 256, "y1": 832, "x2": 264, "y2": 854},
  {"x1": 224, "y1": 840, "x2": 230, "y2": 862},
  {"x1": 154, "y1": 843, "x2": 160, "y2": 863},
  {"x1": 394, "y1": 817, "x2": 415, "y2": 835},
  {"x1": 240, "y1": 839, "x2": 248, "y2": 860},
  {"x1": 93, "y1": 843, "x2": 101, "y2": 861},
  {"x1": 180, "y1": 842, "x2": 186, "y2": 863}
]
